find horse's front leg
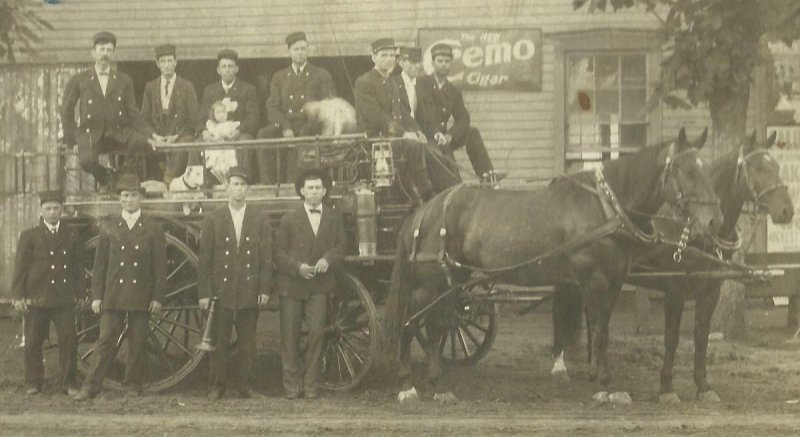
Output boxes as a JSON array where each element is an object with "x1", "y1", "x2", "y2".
[
  {"x1": 694, "y1": 282, "x2": 721, "y2": 402},
  {"x1": 586, "y1": 276, "x2": 629, "y2": 403},
  {"x1": 396, "y1": 323, "x2": 421, "y2": 403},
  {"x1": 659, "y1": 290, "x2": 685, "y2": 403},
  {"x1": 551, "y1": 284, "x2": 582, "y2": 381}
]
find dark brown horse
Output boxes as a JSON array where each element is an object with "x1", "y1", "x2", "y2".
[
  {"x1": 551, "y1": 131, "x2": 794, "y2": 403},
  {"x1": 381, "y1": 128, "x2": 723, "y2": 402}
]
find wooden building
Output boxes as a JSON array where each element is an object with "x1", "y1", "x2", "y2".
[{"x1": 0, "y1": 0, "x2": 767, "y2": 298}]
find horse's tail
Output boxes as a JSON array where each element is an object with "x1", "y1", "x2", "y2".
[{"x1": 379, "y1": 213, "x2": 414, "y2": 376}]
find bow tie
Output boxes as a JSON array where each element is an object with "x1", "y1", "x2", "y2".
[
  {"x1": 98, "y1": 71, "x2": 110, "y2": 76},
  {"x1": 309, "y1": 209, "x2": 321, "y2": 214}
]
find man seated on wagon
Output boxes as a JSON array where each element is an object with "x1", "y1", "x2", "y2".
[
  {"x1": 257, "y1": 31, "x2": 337, "y2": 184},
  {"x1": 196, "y1": 49, "x2": 261, "y2": 184},
  {"x1": 140, "y1": 44, "x2": 199, "y2": 185},
  {"x1": 353, "y1": 38, "x2": 436, "y2": 205},
  {"x1": 416, "y1": 43, "x2": 505, "y2": 185},
  {"x1": 60, "y1": 31, "x2": 155, "y2": 192}
]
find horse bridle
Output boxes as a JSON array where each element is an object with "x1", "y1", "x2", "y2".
[
  {"x1": 733, "y1": 148, "x2": 788, "y2": 210},
  {"x1": 659, "y1": 144, "x2": 720, "y2": 221}
]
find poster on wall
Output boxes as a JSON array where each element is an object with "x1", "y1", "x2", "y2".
[{"x1": 418, "y1": 28, "x2": 542, "y2": 91}]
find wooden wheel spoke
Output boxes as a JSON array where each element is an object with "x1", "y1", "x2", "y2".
[
  {"x1": 76, "y1": 321, "x2": 101, "y2": 338},
  {"x1": 459, "y1": 323, "x2": 483, "y2": 347},
  {"x1": 165, "y1": 282, "x2": 198, "y2": 300},
  {"x1": 148, "y1": 329, "x2": 176, "y2": 373},
  {"x1": 116, "y1": 325, "x2": 129, "y2": 349},
  {"x1": 438, "y1": 332, "x2": 447, "y2": 355},
  {"x1": 339, "y1": 337, "x2": 366, "y2": 365},
  {"x1": 450, "y1": 328, "x2": 457, "y2": 359},
  {"x1": 150, "y1": 320, "x2": 193, "y2": 357},
  {"x1": 341, "y1": 332, "x2": 371, "y2": 348},
  {"x1": 464, "y1": 318, "x2": 490, "y2": 334},
  {"x1": 336, "y1": 343, "x2": 357, "y2": 379},
  {"x1": 152, "y1": 313, "x2": 202, "y2": 335},
  {"x1": 79, "y1": 346, "x2": 95, "y2": 361},
  {"x1": 456, "y1": 327, "x2": 471, "y2": 358},
  {"x1": 166, "y1": 259, "x2": 188, "y2": 281}
]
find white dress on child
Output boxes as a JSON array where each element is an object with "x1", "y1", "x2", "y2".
[{"x1": 204, "y1": 120, "x2": 240, "y2": 182}]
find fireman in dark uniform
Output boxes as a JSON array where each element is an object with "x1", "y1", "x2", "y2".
[
  {"x1": 257, "y1": 31, "x2": 337, "y2": 184},
  {"x1": 198, "y1": 166, "x2": 272, "y2": 400},
  {"x1": 12, "y1": 190, "x2": 84, "y2": 396},
  {"x1": 353, "y1": 37, "x2": 435, "y2": 205},
  {"x1": 60, "y1": 31, "x2": 155, "y2": 191},
  {"x1": 74, "y1": 174, "x2": 166, "y2": 400},
  {"x1": 416, "y1": 43, "x2": 505, "y2": 185}
]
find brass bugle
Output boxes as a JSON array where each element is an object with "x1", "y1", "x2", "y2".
[{"x1": 197, "y1": 296, "x2": 219, "y2": 352}]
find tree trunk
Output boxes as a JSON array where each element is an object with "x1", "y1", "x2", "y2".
[{"x1": 708, "y1": 86, "x2": 751, "y2": 339}]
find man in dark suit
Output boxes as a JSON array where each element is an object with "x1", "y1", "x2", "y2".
[
  {"x1": 257, "y1": 31, "x2": 337, "y2": 184},
  {"x1": 60, "y1": 31, "x2": 155, "y2": 191},
  {"x1": 197, "y1": 166, "x2": 272, "y2": 400},
  {"x1": 394, "y1": 47, "x2": 423, "y2": 121},
  {"x1": 275, "y1": 168, "x2": 345, "y2": 399},
  {"x1": 197, "y1": 50, "x2": 261, "y2": 181},
  {"x1": 354, "y1": 38, "x2": 434, "y2": 205},
  {"x1": 74, "y1": 174, "x2": 166, "y2": 400},
  {"x1": 141, "y1": 44, "x2": 199, "y2": 184},
  {"x1": 12, "y1": 190, "x2": 84, "y2": 396},
  {"x1": 416, "y1": 43, "x2": 505, "y2": 186}
]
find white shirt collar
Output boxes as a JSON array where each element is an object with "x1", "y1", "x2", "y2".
[
  {"x1": 95, "y1": 64, "x2": 111, "y2": 77},
  {"x1": 401, "y1": 71, "x2": 416, "y2": 86},
  {"x1": 222, "y1": 79, "x2": 236, "y2": 92},
  {"x1": 44, "y1": 220, "x2": 60, "y2": 233},
  {"x1": 304, "y1": 202, "x2": 323, "y2": 213},
  {"x1": 293, "y1": 62, "x2": 307, "y2": 75},
  {"x1": 228, "y1": 203, "x2": 246, "y2": 216},
  {"x1": 121, "y1": 209, "x2": 141, "y2": 229}
]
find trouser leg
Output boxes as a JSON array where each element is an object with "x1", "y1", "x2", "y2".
[
  {"x1": 164, "y1": 134, "x2": 195, "y2": 182},
  {"x1": 233, "y1": 308, "x2": 259, "y2": 388},
  {"x1": 280, "y1": 296, "x2": 304, "y2": 395},
  {"x1": 123, "y1": 311, "x2": 150, "y2": 388},
  {"x1": 209, "y1": 308, "x2": 235, "y2": 390},
  {"x1": 84, "y1": 310, "x2": 126, "y2": 393},
  {"x1": 235, "y1": 133, "x2": 257, "y2": 182},
  {"x1": 303, "y1": 293, "x2": 328, "y2": 393},
  {"x1": 424, "y1": 142, "x2": 462, "y2": 192},
  {"x1": 53, "y1": 305, "x2": 78, "y2": 389},
  {"x1": 23, "y1": 307, "x2": 51, "y2": 389},
  {"x1": 256, "y1": 125, "x2": 283, "y2": 184},
  {"x1": 398, "y1": 139, "x2": 436, "y2": 199},
  {"x1": 77, "y1": 137, "x2": 110, "y2": 187},
  {"x1": 455, "y1": 127, "x2": 493, "y2": 177}
]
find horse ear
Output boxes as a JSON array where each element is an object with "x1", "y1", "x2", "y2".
[
  {"x1": 677, "y1": 127, "x2": 688, "y2": 146},
  {"x1": 764, "y1": 130, "x2": 778, "y2": 149},
  {"x1": 693, "y1": 128, "x2": 708, "y2": 149}
]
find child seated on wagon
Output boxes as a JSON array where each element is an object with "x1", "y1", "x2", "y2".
[{"x1": 201, "y1": 99, "x2": 240, "y2": 183}]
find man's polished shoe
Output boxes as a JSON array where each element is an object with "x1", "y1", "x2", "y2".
[
  {"x1": 208, "y1": 388, "x2": 224, "y2": 400},
  {"x1": 305, "y1": 390, "x2": 319, "y2": 400},
  {"x1": 67, "y1": 387, "x2": 80, "y2": 397},
  {"x1": 285, "y1": 392, "x2": 300, "y2": 400},
  {"x1": 25, "y1": 386, "x2": 40, "y2": 395}
]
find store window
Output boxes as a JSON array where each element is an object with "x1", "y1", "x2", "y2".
[{"x1": 565, "y1": 52, "x2": 648, "y2": 171}]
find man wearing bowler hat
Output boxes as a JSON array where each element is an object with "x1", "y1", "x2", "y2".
[
  {"x1": 74, "y1": 174, "x2": 166, "y2": 400},
  {"x1": 354, "y1": 37, "x2": 435, "y2": 206},
  {"x1": 61, "y1": 31, "x2": 155, "y2": 192},
  {"x1": 257, "y1": 31, "x2": 337, "y2": 184},
  {"x1": 197, "y1": 49, "x2": 261, "y2": 180},
  {"x1": 12, "y1": 190, "x2": 84, "y2": 396},
  {"x1": 198, "y1": 166, "x2": 272, "y2": 400},
  {"x1": 417, "y1": 43, "x2": 505, "y2": 186},
  {"x1": 274, "y1": 168, "x2": 345, "y2": 399},
  {"x1": 141, "y1": 44, "x2": 199, "y2": 185}
]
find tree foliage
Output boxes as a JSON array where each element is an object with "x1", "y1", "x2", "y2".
[
  {"x1": 0, "y1": 0, "x2": 53, "y2": 63},
  {"x1": 573, "y1": 0, "x2": 800, "y2": 109}
]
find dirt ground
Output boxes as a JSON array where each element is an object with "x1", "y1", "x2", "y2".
[{"x1": 1, "y1": 297, "x2": 799, "y2": 436}]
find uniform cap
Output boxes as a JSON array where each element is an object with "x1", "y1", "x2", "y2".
[
  {"x1": 39, "y1": 190, "x2": 65, "y2": 205},
  {"x1": 115, "y1": 173, "x2": 145, "y2": 194},
  {"x1": 228, "y1": 166, "x2": 250, "y2": 184},
  {"x1": 155, "y1": 44, "x2": 176, "y2": 59},
  {"x1": 93, "y1": 31, "x2": 117, "y2": 47},
  {"x1": 217, "y1": 49, "x2": 239, "y2": 63},
  {"x1": 371, "y1": 38, "x2": 396, "y2": 53},
  {"x1": 285, "y1": 31, "x2": 307, "y2": 48},
  {"x1": 398, "y1": 46, "x2": 422, "y2": 62},
  {"x1": 430, "y1": 43, "x2": 454, "y2": 59}
]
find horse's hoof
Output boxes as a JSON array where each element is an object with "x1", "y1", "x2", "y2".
[
  {"x1": 398, "y1": 387, "x2": 419, "y2": 403},
  {"x1": 697, "y1": 390, "x2": 720, "y2": 403},
  {"x1": 592, "y1": 391, "x2": 609, "y2": 403},
  {"x1": 609, "y1": 392, "x2": 633, "y2": 404},
  {"x1": 433, "y1": 392, "x2": 458, "y2": 404},
  {"x1": 658, "y1": 392, "x2": 681, "y2": 404}
]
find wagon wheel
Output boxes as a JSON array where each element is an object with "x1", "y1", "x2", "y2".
[
  {"x1": 417, "y1": 282, "x2": 499, "y2": 366},
  {"x1": 318, "y1": 271, "x2": 378, "y2": 391},
  {"x1": 76, "y1": 232, "x2": 206, "y2": 392}
]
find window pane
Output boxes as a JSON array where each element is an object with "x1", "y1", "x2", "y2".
[
  {"x1": 621, "y1": 55, "x2": 646, "y2": 88},
  {"x1": 621, "y1": 89, "x2": 646, "y2": 122},
  {"x1": 595, "y1": 55, "x2": 619, "y2": 90},
  {"x1": 620, "y1": 124, "x2": 648, "y2": 148},
  {"x1": 595, "y1": 89, "x2": 619, "y2": 123},
  {"x1": 567, "y1": 55, "x2": 594, "y2": 93}
]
